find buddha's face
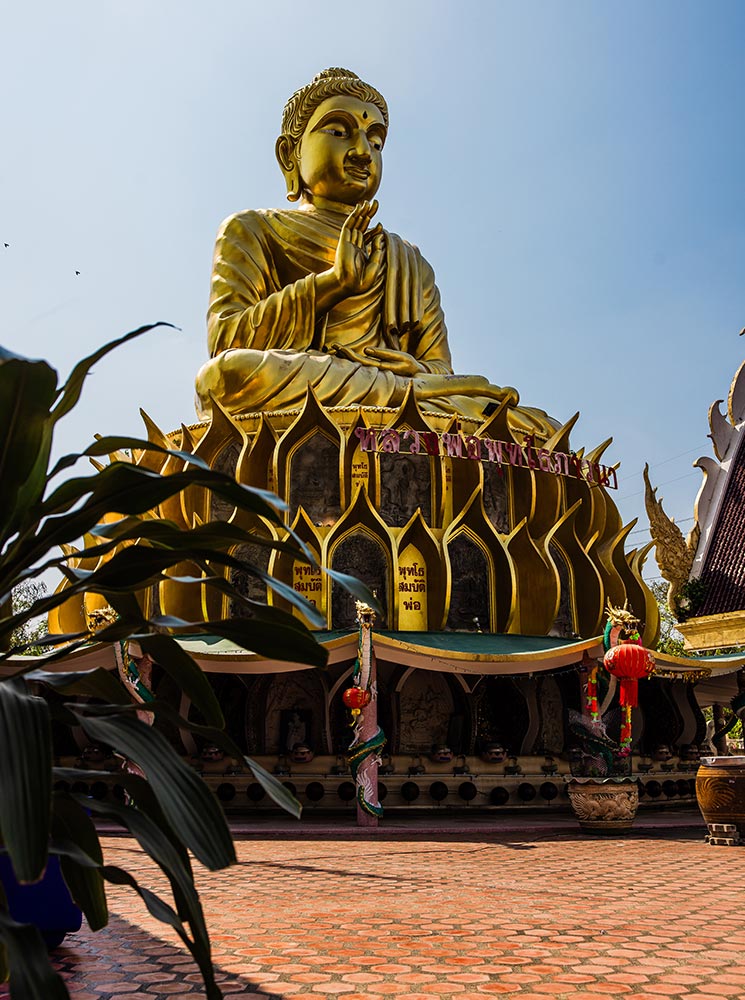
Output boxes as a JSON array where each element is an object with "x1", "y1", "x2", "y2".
[{"x1": 297, "y1": 95, "x2": 386, "y2": 206}]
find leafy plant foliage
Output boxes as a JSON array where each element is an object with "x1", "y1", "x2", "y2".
[{"x1": 0, "y1": 326, "x2": 369, "y2": 998}]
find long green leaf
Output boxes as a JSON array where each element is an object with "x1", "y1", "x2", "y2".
[
  {"x1": 136, "y1": 633, "x2": 224, "y2": 727},
  {"x1": 74, "y1": 711, "x2": 235, "y2": 870},
  {"x1": 0, "y1": 351, "x2": 57, "y2": 549},
  {"x1": 89, "y1": 515, "x2": 315, "y2": 564},
  {"x1": 180, "y1": 617, "x2": 328, "y2": 665},
  {"x1": 325, "y1": 567, "x2": 383, "y2": 615},
  {"x1": 242, "y1": 755, "x2": 303, "y2": 818},
  {"x1": 136, "y1": 700, "x2": 302, "y2": 818},
  {"x1": 78, "y1": 795, "x2": 215, "y2": 973},
  {"x1": 100, "y1": 866, "x2": 223, "y2": 1000},
  {"x1": 51, "y1": 797, "x2": 107, "y2": 931},
  {"x1": 0, "y1": 909, "x2": 69, "y2": 1000},
  {"x1": 84, "y1": 769, "x2": 195, "y2": 909},
  {"x1": 0, "y1": 679, "x2": 51, "y2": 882},
  {"x1": 25, "y1": 668, "x2": 130, "y2": 705},
  {"x1": 2, "y1": 463, "x2": 288, "y2": 590},
  {"x1": 42, "y1": 840, "x2": 222, "y2": 1000},
  {"x1": 48, "y1": 435, "x2": 212, "y2": 480},
  {"x1": 51, "y1": 323, "x2": 177, "y2": 424}
]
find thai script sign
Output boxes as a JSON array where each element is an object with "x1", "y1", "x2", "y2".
[
  {"x1": 293, "y1": 562, "x2": 322, "y2": 605},
  {"x1": 398, "y1": 564, "x2": 426, "y2": 612},
  {"x1": 354, "y1": 427, "x2": 617, "y2": 489}
]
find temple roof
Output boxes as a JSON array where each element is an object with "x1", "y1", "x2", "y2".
[
  {"x1": 7, "y1": 631, "x2": 745, "y2": 679},
  {"x1": 696, "y1": 429, "x2": 745, "y2": 616},
  {"x1": 688, "y1": 359, "x2": 745, "y2": 616}
]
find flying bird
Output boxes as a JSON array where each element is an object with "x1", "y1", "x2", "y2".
[
  {"x1": 3, "y1": 243, "x2": 8, "y2": 248},
  {"x1": 75, "y1": 270, "x2": 80, "y2": 275}
]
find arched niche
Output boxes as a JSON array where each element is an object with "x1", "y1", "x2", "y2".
[
  {"x1": 548, "y1": 541, "x2": 575, "y2": 638},
  {"x1": 270, "y1": 508, "x2": 324, "y2": 624},
  {"x1": 288, "y1": 431, "x2": 342, "y2": 527},
  {"x1": 228, "y1": 525, "x2": 278, "y2": 613},
  {"x1": 377, "y1": 384, "x2": 439, "y2": 527},
  {"x1": 638, "y1": 677, "x2": 685, "y2": 756},
  {"x1": 482, "y1": 463, "x2": 510, "y2": 533},
  {"x1": 330, "y1": 531, "x2": 390, "y2": 629},
  {"x1": 211, "y1": 441, "x2": 242, "y2": 522},
  {"x1": 445, "y1": 532, "x2": 491, "y2": 632},
  {"x1": 325, "y1": 486, "x2": 394, "y2": 628},
  {"x1": 248, "y1": 670, "x2": 328, "y2": 756},
  {"x1": 379, "y1": 450, "x2": 433, "y2": 527},
  {"x1": 443, "y1": 487, "x2": 511, "y2": 632},
  {"x1": 188, "y1": 398, "x2": 248, "y2": 526},
  {"x1": 274, "y1": 386, "x2": 343, "y2": 519},
  {"x1": 395, "y1": 511, "x2": 443, "y2": 630},
  {"x1": 397, "y1": 669, "x2": 456, "y2": 754}
]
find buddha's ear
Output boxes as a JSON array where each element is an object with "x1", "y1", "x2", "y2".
[{"x1": 276, "y1": 134, "x2": 302, "y2": 202}]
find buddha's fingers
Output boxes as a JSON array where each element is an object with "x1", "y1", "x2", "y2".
[
  {"x1": 342, "y1": 203, "x2": 365, "y2": 235},
  {"x1": 366, "y1": 228, "x2": 385, "y2": 267},
  {"x1": 357, "y1": 199, "x2": 377, "y2": 233}
]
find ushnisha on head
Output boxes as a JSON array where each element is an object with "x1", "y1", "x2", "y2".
[{"x1": 276, "y1": 68, "x2": 389, "y2": 207}]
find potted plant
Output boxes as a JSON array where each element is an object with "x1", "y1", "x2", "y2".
[
  {"x1": 0, "y1": 328, "x2": 372, "y2": 998},
  {"x1": 565, "y1": 710, "x2": 639, "y2": 833}
]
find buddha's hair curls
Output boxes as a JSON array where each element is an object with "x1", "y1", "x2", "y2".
[{"x1": 281, "y1": 68, "x2": 389, "y2": 144}]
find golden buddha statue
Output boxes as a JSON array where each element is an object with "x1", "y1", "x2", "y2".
[{"x1": 196, "y1": 68, "x2": 557, "y2": 437}]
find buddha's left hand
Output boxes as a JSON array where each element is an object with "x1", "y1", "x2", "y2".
[{"x1": 363, "y1": 347, "x2": 426, "y2": 376}]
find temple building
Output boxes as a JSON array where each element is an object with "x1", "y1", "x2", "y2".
[
  {"x1": 49, "y1": 69, "x2": 745, "y2": 816},
  {"x1": 646, "y1": 356, "x2": 745, "y2": 747}
]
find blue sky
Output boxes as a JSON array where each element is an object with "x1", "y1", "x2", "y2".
[{"x1": 2, "y1": 0, "x2": 743, "y2": 584}]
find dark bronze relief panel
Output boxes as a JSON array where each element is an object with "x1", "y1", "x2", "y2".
[
  {"x1": 211, "y1": 442, "x2": 241, "y2": 521},
  {"x1": 289, "y1": 433, "x2": 341, "y2": 526},
  {"x1": 379, "y1": 452, "x2": 432, "y2": 527},
  {"x1": 446, "y1": 535, "x2": 490, "y2": 631},
  {"x1": 398, "y1": 669, "x2": 454, "y2": 753},
  {"x1": 230, "y1": 542, "x2": 270, "y2": 612},
  {"x1": 482, "y1": 464, "x2": 509, "y2": 533},
  {"x1": 331, "y1": 533, "x2": 388, "y2": 628},
  {"x1": 549, "y1": 542, "x2": 574, "y2": 638}
]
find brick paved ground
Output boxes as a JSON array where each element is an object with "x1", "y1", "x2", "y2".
[{"x1": 4, "y1": 828, "x2": 745, "y2": 1000}]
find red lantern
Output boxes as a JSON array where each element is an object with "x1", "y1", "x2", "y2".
[
  {"x1": 603, "y1": 642, "x2": 655, "y2": 709},
  {"x1": 342, "y1": 687, "x2": 371, "y2": 711}
]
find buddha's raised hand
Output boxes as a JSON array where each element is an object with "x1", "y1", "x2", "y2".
[
  {"x1": 315, "y1": 201, "x2": 385, "y2": 313},
  {"x1": 333, "y1": 200, "x2": 385, "y2": 294}
]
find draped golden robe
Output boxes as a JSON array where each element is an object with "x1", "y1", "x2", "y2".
[{"x1": 196, "y1": 205, "x2": 557, "y2": 436}]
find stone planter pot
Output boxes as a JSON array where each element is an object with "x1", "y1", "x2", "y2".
[
  {"x1": 0, "y1": 855, "x2": 82, "y2": 949},
  {"x1": 565, "y1": 777, "x2": 639, "y2": 833},
  {"x1": 696, "y1": 756, "x2": 745, "y2": 835}
]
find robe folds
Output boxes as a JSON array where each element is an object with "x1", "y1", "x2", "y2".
[{"x1": 196, "y1": 205, "x2": 557, "y2": 436}]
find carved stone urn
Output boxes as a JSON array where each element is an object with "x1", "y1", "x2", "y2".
[
  {"x1": 565, "y1": 777, "x2": 639, "y2": 833},
  {"x1": 696, "y1": 756, "x2": 745, "y2": 835}
]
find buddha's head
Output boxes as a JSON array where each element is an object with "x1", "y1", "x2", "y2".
[{"x1": 276, "y1": 68, "x2": 389, "y2": 207}]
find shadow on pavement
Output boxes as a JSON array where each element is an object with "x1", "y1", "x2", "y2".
[{"x1": 33, "y1": 914, "x2": 287, "y2": 1000}]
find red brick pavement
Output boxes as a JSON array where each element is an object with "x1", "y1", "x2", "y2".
[{"x1": 4, "y1": 829, "x2": 745, "y2": 1000}]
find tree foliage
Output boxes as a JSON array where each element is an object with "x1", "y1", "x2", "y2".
[
  {"x1": 649, "y1": 580, "x2": 686, "y2": 656},
  {"x1": 0, "y1": 326, "x2": 370, "y2": 999}
]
